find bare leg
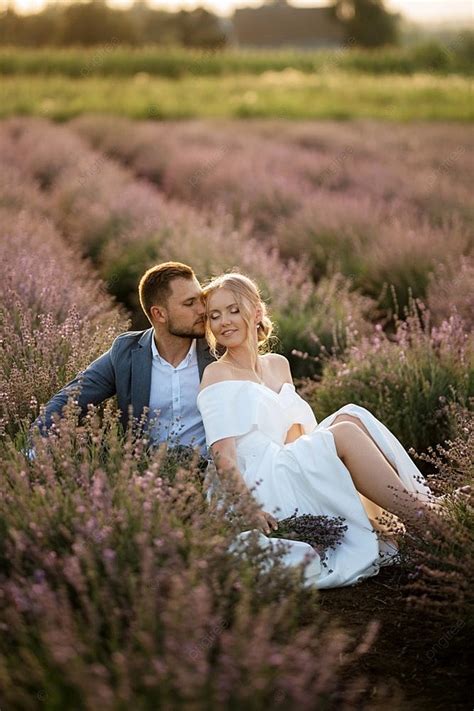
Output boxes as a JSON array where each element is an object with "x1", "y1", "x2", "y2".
[
  {"x1": 328, "y1": 422, "x2": 436, "y2": 526},
  {"x1": 331, "y1": 413, "x2": 399, "y2": 476}
]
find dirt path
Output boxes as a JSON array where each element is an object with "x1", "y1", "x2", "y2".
[{"x1": 317, "y1": 567, "x2": 473, "y2": 710}]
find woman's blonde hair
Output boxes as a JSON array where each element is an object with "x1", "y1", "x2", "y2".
[{"x1": 202, "y1": 273, "x2": 274, "y2": 358}]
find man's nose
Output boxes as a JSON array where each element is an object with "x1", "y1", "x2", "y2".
[{"x1": 196, "y1": 300, "x2": 205, "y2": 315}]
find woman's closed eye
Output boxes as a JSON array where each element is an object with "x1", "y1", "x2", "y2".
[{"x1": 210, "y1": 307, "x2": 239, "y2": 320}]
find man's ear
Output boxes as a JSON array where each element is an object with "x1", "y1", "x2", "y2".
[{"x1": 150, "y1": 304, "x2": 167, "y2": 323}]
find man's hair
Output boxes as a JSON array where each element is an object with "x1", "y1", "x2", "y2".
[{"x1": 138, "y1": 262, "x2": 196, "y2": 322}]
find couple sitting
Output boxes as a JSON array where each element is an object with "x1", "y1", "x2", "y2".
[{"x1": 33, "y1": 261, "x2": 444, "y2": 588}]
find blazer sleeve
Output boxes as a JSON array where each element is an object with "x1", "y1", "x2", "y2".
[{"x1": 31, "y1": 347, "x2": 117, "y2": 435}]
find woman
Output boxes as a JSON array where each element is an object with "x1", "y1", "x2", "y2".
[{"x1": 196, "y1": 273, "x2": 442, "y2": 588}]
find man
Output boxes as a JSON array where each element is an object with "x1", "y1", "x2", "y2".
[{"x1": 31, "y1": 262, "x2": 215, "y2": 458}]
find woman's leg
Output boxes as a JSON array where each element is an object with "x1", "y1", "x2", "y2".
[
  {"x1": 328, "y1": 422, "x2": 437, "y2": 525},
  {"x1": 331, "y1": 413, "x2": 399, "y2": 476}
]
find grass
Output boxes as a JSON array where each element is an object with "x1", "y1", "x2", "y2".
[
  {"x1": 0, "y1": 43, "x2": 472, "y2": 78},
  {"x1": 1, "y1": 71, "x2": 472, "y2": 121}
]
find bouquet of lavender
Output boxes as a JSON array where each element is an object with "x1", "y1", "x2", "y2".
[{"x1": 269, "y1": 509, "x2": 348, "y2": 565}]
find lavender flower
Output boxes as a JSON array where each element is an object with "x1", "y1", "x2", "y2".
[{"x1": 269, "y1": 509, "x2": 348, "y2": 563}]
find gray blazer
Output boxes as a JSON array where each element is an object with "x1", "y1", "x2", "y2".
[{"x1": 33, "y1": 328, "x2": 215, "y2": 435}]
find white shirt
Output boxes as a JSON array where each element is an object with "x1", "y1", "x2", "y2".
[{"x1": 148, "y1": 337, "x2": 207, "y2": 455}]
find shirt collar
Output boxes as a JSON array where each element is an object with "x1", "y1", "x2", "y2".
[{"x1": 151, "y1": 336, "x2": 197, "y2": 368}]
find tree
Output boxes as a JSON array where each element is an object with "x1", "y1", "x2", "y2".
[
  {"x1": 176, "y1": 8, "x2": 227, "y2": 49},
  {"x1": 55, "y1": 1, "x2": 139, "y2": 46},
  {"x1": 332, "y1": 0, "x2": 400, "y2": 47},
  {"x1": 0, "y1": 1, "x2": 227, "y2": 48}
]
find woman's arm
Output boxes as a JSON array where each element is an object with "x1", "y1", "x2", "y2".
[
  {"x1": 211, "y1": 436, "x2": 248, "y2": 496},
  {"x1": 211, "y1": 437, "x2": 278, "y2": 534}
]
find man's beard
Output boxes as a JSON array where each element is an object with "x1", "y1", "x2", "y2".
[{"x1": 168, "y1": 319, "x2": 206, "y2": 339}]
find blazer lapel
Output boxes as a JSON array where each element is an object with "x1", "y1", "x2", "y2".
[
  {"x1": 197, "y1": 338, "x2": 216, "y2": 380},
  {"x1": 131, "y1": 328, "x2": 153, "y2": 421}
]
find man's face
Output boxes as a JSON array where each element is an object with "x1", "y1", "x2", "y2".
[{"x1": 156, "y1": 277, "x2": 205, "y2": 338}]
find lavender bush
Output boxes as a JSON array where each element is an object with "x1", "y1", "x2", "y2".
[
  {"x1": 71, "y1": 116, "x2": 473, "y2": 318},
  {"x1": 0, "y1": 197, "x2": 126, "y2": 438},
  {"x1": 0, "y1": 404, "x2": 379, "y2": 709},
  {"x1": 0, "y1": 112, "x2": 472, "y2": 707},
  {"x1": 400, "y1": 401, "x2": 474, "y2": 632},
  {"x1": 0, "y1": 118, "x2": 373, "y2": 374},
  {"x1": 426, "y1": 255, "x2": 474, "y2": 330},
  {"x1": 301, "y1": 297, "x2": 474, "y2": 455}
]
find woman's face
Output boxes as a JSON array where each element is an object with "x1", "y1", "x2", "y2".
[{"x1": 207, "y1": 287, "x2": 250, "y2": 349}]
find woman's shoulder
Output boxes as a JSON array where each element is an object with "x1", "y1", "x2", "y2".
[
  {"x1": 262, "y1": 352, "x2": 289, "y2": 366},
  {"x1": 199, "y1": 360, "x2": 234, "y2": 390},
  {"x1": 262, "y1": 353, "x2": 291, "y2": 377}
]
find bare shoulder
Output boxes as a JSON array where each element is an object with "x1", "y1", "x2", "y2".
[
  {"x1": 262, "y1": 353, "x2": 292, "y2": 379},
  {"x1": 200, "y1": 360, "x2": 234, "y2": 390},
  {"x1": 264, "y1": 353, "x2": 288, "y2": 366}
]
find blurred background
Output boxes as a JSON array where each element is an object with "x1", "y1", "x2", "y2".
[{"x1": 0, "y1": 0, "x2": 472, "y2": 49}]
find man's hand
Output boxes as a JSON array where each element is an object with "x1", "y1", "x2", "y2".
[{"x1": 255, "y1": 510, "x2": 279, "y2": 535}]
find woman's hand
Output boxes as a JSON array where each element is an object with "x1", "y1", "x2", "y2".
[{"x1": 255, "y1": 510, "x2": 279, "y2": 535}]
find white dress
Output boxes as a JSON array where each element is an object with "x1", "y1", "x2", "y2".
[{"x1": 196, "y1": 380, "x2": 433, "y2": 589}]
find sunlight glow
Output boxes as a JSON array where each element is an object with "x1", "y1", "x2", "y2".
[{"x1": 6, "y1": 0, "x2": 474, "y2": 23}]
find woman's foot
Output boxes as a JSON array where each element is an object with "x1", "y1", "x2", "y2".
[
  {"x1": 436, "y1": 485, "x2": 472, "y2": 506},
  {"x1": 416, "y1": 486, "x2": 472, "y2": 521}
]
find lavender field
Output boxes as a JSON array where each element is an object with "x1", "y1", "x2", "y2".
[{"x1": 1, "y1": 115, "x2": 473, "y2": 709}]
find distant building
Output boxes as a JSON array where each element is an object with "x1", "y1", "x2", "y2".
[{"x1": 232, "y1": 0, "x2": 344, "y2": 49}]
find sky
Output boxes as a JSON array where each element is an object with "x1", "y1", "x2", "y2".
[{"x1": 9, "y1": 0, "x2": 474, "y2": 24}]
